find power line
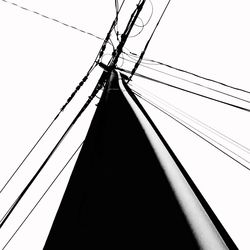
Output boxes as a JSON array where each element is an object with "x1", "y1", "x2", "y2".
[
  {"x1": 123, "y1": 48, "x2": 158, "y2": 65},
  {"x1": 128, "y1": 0, "x2": 154, "y2": 38},
  {"x1": 0, "y1": 72, "x2": 105, "y2": 228},
  {"x1": 1, "y1": 0, "x2": 104, "y2": 41},
  {"x1": 129, "y1": 17, "x2": 145, "y2": 38},
  {"x1": 131, "y1": 88, "x2": 250, "y2": 165},
  {"x1": 0, "y1": 43, "x2": 95, "y2": 197},
  {"x1": 118, "y1": 68, "x2": 250, "y2": 112},
  {"x1": 128, "y1": 51, "x2": 250, "y2": 95},
  {"x1": 132, "y1": 0, "x2": 153, "y2": 28},
  {"x1": 144, "y1": 0, "x2": 171, "y2": 50},
  {"x1": 2, "y1": 141, "x2": 84, "y2": 249},
  {"x1": 0, "y1": 72, "x2": 91, "y2": 196},
  {"x1": 0, "y1": 0, "x2": 145, "y2": 229},
  {"x1": 130, "y1": 82, "x2": 250, "y2": 154},
  {"x1": 131, "y1": 88, "x2": 250, "y2": 172},
  {"x1": 115, "y1": 0, "x2": 119, "y2": 14},
  {"x1": 0, "y1": 66, "x2": 93, "y2": 196},
  {"x1": 114, "y1": 0, "x2": 125, "y2": 41},
  {"x1": 121, "y1": 75, "x2": 239, "y2": 250},
  {"x1": 0, "y1": 112, "x2": 58, "y2": 195},
  {"x1": 107, "y1": 0, "x2": 146, "y2": 68},
  {"x1": 141, "y1": 0, "x2": 154, "y2": 26},
  {"x1": 115, "y1": 0, "x2": 125, "y2": 20},
  {"x1": 0, "y1": 0, "x2": 123, "y2": 195},
  {"x1": 127, "y1": 0, "x2": 172, "y2": 82},
  {"x1": 122, "y1": 55, "x2": 250, "y2": 105}
]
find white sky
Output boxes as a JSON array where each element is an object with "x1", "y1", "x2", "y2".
[{"x1": 0, "y1": 0, "x2": 250, "y2": 249}]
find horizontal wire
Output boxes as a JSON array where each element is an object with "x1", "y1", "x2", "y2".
[
  {"x1": 130, "y1": 82, "x2": 250, "y2": 154},
  {"x1": 2, "y1": 141, "x2": 84, "y2": 249},
  {"x1": 131, "y1": 89, "x2": 250, "y2": 172},
  {"x1": 1, "y1": 0, "x2": 104, "y2": 41},
  {"x1": 122, "y1": 55, "x2": 250, "y2": 105},
  {"x1": 118, "y1": 68, "x2": 250, "y2": 112}
]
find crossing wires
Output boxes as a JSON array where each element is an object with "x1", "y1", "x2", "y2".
[
  {"x1": 0, "y1": 0, "x2": 144, "y2": 230},
  {"x1": 130, "y1": 83, "x2": 250, "y2": 155},
  {"x1": 140, "y1": 56, "x2": 250, "y2": 95},
  {"x1": 121, "y1": 54, "x2": 250, "y2": 105},
  {"x1": 118, "y1": 68, "x2": 250, "y2": 112},
  {"x1": 0, "y1": 1, "x2": 124, "y2": 195},
  {"x1": 2, "y1": 141, "x2": 84, "y2": 249},
  {"x1": 129, "y1": 86, "x2": 250, "y2": 172},
  {"x1": 127, "y1": 0, "x2": 172, "y2": 82}
]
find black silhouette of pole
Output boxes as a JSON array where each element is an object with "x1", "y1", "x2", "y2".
[
  {"x1": 45, "y1": 0, "x2": 237, "y2": 248},
  {"x1": 44, "y1": 69, "x2": 237, "y2": 249}
]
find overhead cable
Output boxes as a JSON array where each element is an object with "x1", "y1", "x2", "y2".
[
  {"x1": 2, "y1": 141, "x2": 84, "y2": 249},
  {"x1": 114, "y1": 0, "x2": 125, "y2": 41},
  {"x1": 129, "y1": 51, "x2": 250, "y2": 95},
  {"x1": 131, "y1": 89, "x2": 250, "y2": 172},
  {"x1": 0, "y1": 112, "x2": 58, "y2": 195},
  {"x1": 0, "y1": 0, "x2": 144, "y2": 228},
  {"x1": 138, "y1": 0, "x2": 153, "y2": 27},
  {"x1": 130, "y1": 82, "x2": 250, "y2": 154},
  {"x1": 129, "y1": 0, "x2": 154, "y2": 36},
  {"x1": 107, "y1": 0, "x2": 146, "y2": 68},
  {"x1": 123, "y1": 48, "x2": 158, "y2": 65},
  {"x1": 129, "y1": 17, "x2": 145, "y2": 38},
  {"x1": 132, "y1": 88, "x2": 249, "y2": 165},
  {"x1": 1, "y1": 0, "x2": 104, "y2": 41},
  {"x1": 122, "y1": 55, "x2": 250, "y2": 105},
  {"x1": 0, "y1": 72, "x2": 106, "y2": 229},
  {"x1": 118, "y1": 68, "x2": 250, "y2": 112},
  {"x1": 0, "y1": 71, "x2": 92, "y2": 195},
  {"x1": 0, "y1": 1, "x2": 123, "y2": 195},
  {"x1": 127, "y1": 0, "x2": 172, "y2": 82},
  {"x1": 0, "y1": 37, "x2": 94, "y2": 197}
]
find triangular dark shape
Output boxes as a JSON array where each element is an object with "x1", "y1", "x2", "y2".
[{"x1": 44, "y1": 71, "x2": 200, "y2": 249}]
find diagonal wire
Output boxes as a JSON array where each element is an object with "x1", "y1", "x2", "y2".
[
  {"x1": 131, "y1": 88, "x2": 250, "y2": 165},
  {"x1": 128, "y1": 51, "x2": 250, "y2": 95},
  {"x1": 118, "y1": 68, "x2": 250, "y2": 112},
  {"x1": 130, "y1": 82, "x2": 250, "y2": 154},
  {"x1": 0, "y1": 57, "x2": 95, "y2": 196},
  {"x1": 114, "y1": 0, "x2": 125, "y2": 42},
  {"x1": 0, "y1": 0, "x2": 123, "y2": 195},
  {"x1": 122, "y1": 55, "x2": 250, "y2": 105},
  {"x1": 1, "y1": 0, "x2": 104, "y2": 41},
  {"x1": 0, "y1": 72, "x2": 104, "y2": 229},
  {"x1": 131, "y1": 88, "x2": 250, "y2": 172},
  {"x1": 127, "y1": 0, "x2": 172, "y2": 82},
  {"x1": 2, "y1": 141, "x2": 84, "y2": 249},
  {"x1": 0, "y1": 0, "x2": 128, "y2": 227}
]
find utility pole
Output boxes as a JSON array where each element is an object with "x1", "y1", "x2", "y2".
[
  {"x1": 2, "y1": 0, "x2": 237, "y2": 249},
  {"x1": 100, "y1": 0, "x2": 145, "y2": 77},
  {"x1": 45, "y1": 1, "x2": 237, "y2": 249},
  {"x1": 44, "y1": 1, "x2": 148, "y2": 249},
  {"x1": 0, "y1": 0, "x2": 146, "y2": 232}
]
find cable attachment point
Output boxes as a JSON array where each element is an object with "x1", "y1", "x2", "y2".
[
  {"x1": 99, "y1": 62, "x2": 110, "y2": 72},
  {"x1": 60, "y1": 75, "x2": 90, "y2": 112}
]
